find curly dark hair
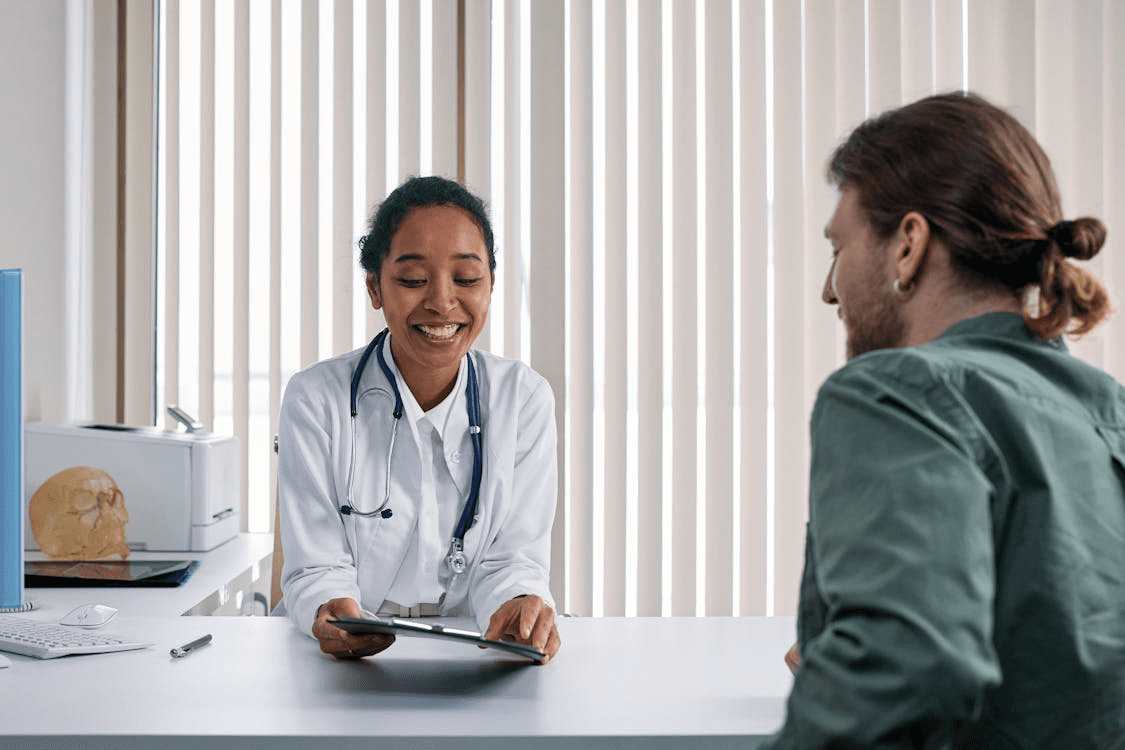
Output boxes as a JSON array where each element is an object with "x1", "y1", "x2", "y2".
[{"x1": 358, "y1": 175, "x2": 496, "y2": 276}]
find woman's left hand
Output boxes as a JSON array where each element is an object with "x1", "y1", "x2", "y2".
[{"x1": 483, "y1": 595, "x2": 561, "y2": 664}]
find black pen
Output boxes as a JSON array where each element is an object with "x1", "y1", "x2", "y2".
[{"x1": 171, "y1": 633, "x2": 213, "y2": 658}]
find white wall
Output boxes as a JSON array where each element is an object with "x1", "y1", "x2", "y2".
[
  {"x1": 1, "y1": 1, "x2": 69, "y2": 423},
  {"x1": 0, "y1": 0, "x2": 117, "y2": 424}
]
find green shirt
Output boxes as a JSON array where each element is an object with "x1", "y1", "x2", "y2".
[{"x1": 762, "y1": 312, "x2": 1125, "y2": 749}]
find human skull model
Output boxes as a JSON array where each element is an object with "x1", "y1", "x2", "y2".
[{"x1": 28, "y1": 466, "x2": 131, "y2": 559}]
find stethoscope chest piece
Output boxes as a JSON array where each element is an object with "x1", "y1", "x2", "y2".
[{"x1": 446, "y1": 538, "x2": 468, "y2": 576}]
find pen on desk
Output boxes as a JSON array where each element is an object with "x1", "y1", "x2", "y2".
[{"x1": 171, "y1": 634, "x2": 213, "y2": 658}]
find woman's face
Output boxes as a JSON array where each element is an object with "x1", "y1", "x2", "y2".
[{"x1": 366, "y1": 204, "x2": 493, "y2": 384}]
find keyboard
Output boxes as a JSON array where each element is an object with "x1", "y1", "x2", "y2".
[{"x1": 0, "y1": 614, "x2": 153, "y2": 659}]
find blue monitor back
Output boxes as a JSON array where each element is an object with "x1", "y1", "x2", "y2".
[{"x1": 0, "y1": 269, "x2": 22, "y2": 609}]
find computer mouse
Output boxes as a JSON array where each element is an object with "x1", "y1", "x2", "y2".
[
  {"x1": 60, "y1": 603, "x2": 118, "y2": 627},
  {"x1": 0, "y1": 653, "x2": 10, "y2": 668}
]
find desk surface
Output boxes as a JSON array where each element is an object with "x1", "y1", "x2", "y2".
[
  {"x1": 24, "y1": 532, "x2": 273, "y2": 617},
  {"x1": 0, "y1": 614, "x2": 795, "y2": 749}
]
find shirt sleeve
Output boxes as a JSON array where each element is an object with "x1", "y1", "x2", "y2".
[
  {"x1": 277, "y1": 368, "x2": 362, "y2": 639},
  {"x1": 467, "y1": 374, "x2": 558, "y2": 632},
  {"x1": 761, "y1": 362, "x2": 1003, "y2": 748}
]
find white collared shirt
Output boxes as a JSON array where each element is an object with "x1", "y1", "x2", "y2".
[{"x1": 384, "y1": 347, "x2": 470, "y2": 606}]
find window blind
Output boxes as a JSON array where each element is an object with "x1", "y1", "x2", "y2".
[{"x1": 148, "y1": 0, "x2": 1125, "y2": 617}]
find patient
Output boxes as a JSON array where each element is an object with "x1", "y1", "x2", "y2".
[{"x1": 761, "y1": 92, "x2": 1125, "y2": 747}]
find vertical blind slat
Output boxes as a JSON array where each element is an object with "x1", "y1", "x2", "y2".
[
  {"x1": 500, "y1": 0, "x2": 521, "y2": 360},
  {"x1": 199, "y1": 0, "x2": 216, "y2": 426},
  {"x1": 234, "y1": 0, "x2": 251, "y2": 527},
  {"x1": 866, "y1": 0, "x2": 902, "y2": 116},
  {"x1": 463, "y1": 0, "x2": 490, "y2": 344},
  {"x1": 900, "y1": 0, "x2": 934, "y2": 102},
  {"x1": 738, "y1": 0, "x2": 769, "y2": 616},
  {"x1": 802, "y1": 0, "x2": 839, "y2": 460},
  {"x1": 299, "y1": 0, "x2": 318, "y2": 368},
  {"x1": 589, "y1": 0, "x2": 607, "y2": 616},
  {"x1": 526, "y1": 0, "x2": 567, "y2": 614},
  {"x1": 269, "y1": 0, "x2": 283, "y2": 533},
  {"x1": 600, "y1": 0, "x2": 628, "y2": 618},
  {"x1": 398, "y1": 0, "x2": 421, "y2": 179},
  {"x1": 364, "y1": 0, "x2": 387, "y2": 341},
  {"x1": 565, "y1": 0, "x2": 594, "y2": 617},
  {"x1": 1067, "y1": 2, "x2": 1106, "y2": 368},
  {"x1": 432, "y1": 0, "x2": 459, "y2": 177},
  {"x1": 932, "y1": 0, "x2": 964, "y2": 92},
  {"x1": 771, "y1": 0, "x2": 806, "y2": 618},
  {"x1": 835, "y1": 0, "x2": 866, "y2": 120},
  {"x1": 967, "y1": 0, "x2": 1035, "y2": 122},
  {"x1": 669, "y1": 0, "x2": 698, "y2": 617},
  {"x1": 634, "y1": 0, "x2": 665, "y2": 618},
  {"x1": 333, "y1": 0, "x2": 353, "y2": 355},
  {"x1": 1104, "y1": 1, "x2": 1125, "y2": 383},
  {"x1": 704, "y1": 0, "x2": 734, "y2": 617},
  {"x1": 163, "y1": 0, "x2": 181, "y2": 431},
  {"x1": 213, "y1": 2, "x2": 234, "y2": 437}
]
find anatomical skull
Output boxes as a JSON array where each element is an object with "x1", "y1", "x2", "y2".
[{"x1": 28, "y1": 466, "x2": 131, "y2": 559}]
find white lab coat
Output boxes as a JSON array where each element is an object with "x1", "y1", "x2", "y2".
[{"x1": 277, "y1": 341, "x2": 558, "y2": 638}]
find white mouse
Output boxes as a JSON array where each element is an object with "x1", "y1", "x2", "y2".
[{"x1": 60, "y1": 603, "x2": 118, "y2": 628}]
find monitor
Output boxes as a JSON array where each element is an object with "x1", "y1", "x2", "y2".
[{"x1": 0, "y1": 269, "x2": 24, "y2": 610}]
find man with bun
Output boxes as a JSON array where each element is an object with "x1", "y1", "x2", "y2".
[{"x1": 762, "y1": 92, "x2": 1125, "y2": 748}]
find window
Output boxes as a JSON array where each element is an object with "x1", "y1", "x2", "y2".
[{"x1": 149, "y1": 0, "x2": 1125, "y2": 617}]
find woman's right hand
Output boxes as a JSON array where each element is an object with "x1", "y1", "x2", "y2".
[{"x1": 311, "y1": 597, "x2": 395, "y2": 659}]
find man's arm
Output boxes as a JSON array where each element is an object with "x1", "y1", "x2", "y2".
[{"x1": 761, "y1": 367, "x2": 1002, "y2": 748}]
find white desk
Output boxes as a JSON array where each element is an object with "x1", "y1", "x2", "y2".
[
  {"x1": 24, "y1": 533, "x2": 274, "y2": 618},
  {"x1": 0, "y1": 614, "x2": 795, "y2": 748}
]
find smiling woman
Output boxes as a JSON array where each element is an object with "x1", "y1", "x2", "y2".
[{"x1": 276, "y1": 176, "x2": 562, "y2": 664}]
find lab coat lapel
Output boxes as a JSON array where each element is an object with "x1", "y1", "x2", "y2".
[{"x1": 443, "y1": 370, "x2": 473, "y2": 500}]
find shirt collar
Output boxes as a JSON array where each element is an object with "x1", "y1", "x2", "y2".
[
  {"x1": 383, "y1": 332, "x2": 468, "y2": 439},
  {"x1": 933, "y1": 311, "x2": 1067, "y2": 352}
]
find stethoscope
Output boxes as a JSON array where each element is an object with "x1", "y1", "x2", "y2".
[{"x1": 340, "y1": 328, "x2": 483, "y2": 576}]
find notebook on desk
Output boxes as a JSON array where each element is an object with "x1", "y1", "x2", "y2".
[{"x1": 25, "y1": 559, "x2": 200, "y2": 587}]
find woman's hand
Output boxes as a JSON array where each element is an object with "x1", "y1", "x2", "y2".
[
  {"x1": 784, "y1": 641, "x2": 801, "y2": 674},
  {"x1": 483, "y1": 595, "x2": 561, "y2": 664},
  {"x1": 311, "y1": 597, "x2": 395, "y2": 659}
]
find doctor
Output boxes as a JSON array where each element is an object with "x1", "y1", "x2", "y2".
[{"x1": 277, "y1": 175, "x2": 560, "y2": 662}]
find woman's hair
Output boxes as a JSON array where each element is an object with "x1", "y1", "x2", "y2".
[
  {"x1": 827, "y1": 91, "x2": 1110, "y2": 338},
  {"x1": 358, "y1": 175, "x2": 496, "y2": 276}
]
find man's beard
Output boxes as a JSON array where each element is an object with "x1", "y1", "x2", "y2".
[{"x1": 844, "y1": 277, "x2": 907, "y2": 360}]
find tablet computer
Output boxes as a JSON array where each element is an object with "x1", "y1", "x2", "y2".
[
  {"x1": 25, "y1": 559, "x2": 200, "y2": 587},
  {"x1": 328, "y1": 615, "x2": 545, "y2": 661}
]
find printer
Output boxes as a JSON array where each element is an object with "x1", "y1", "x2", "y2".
[{"x1": 23, "y1": 420, "x2": 240, "y2": 554}]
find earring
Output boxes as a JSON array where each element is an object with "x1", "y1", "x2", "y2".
[{"x1": 893, "y1": 278, "x2": 912, "y2": 298}]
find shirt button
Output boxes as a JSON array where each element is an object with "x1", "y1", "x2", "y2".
[{"x1": 450, "y1": 451, "x2": 462, "y2": 464}]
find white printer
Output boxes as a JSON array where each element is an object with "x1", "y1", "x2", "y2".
[{"x1": 23, "y1": 417, "x2": 240, "y2": 554}]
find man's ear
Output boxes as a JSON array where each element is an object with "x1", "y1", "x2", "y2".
[
  {"x1": 365, "y1": 272, "x2": 383, "y2": 310},
  {"x1": 895, "y1": 211, "x2": 931, "y2": 288}
]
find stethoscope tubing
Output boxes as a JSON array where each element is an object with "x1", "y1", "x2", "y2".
[{"x1": 341, "y1": 329, "x2": 483, "y2": 573}]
